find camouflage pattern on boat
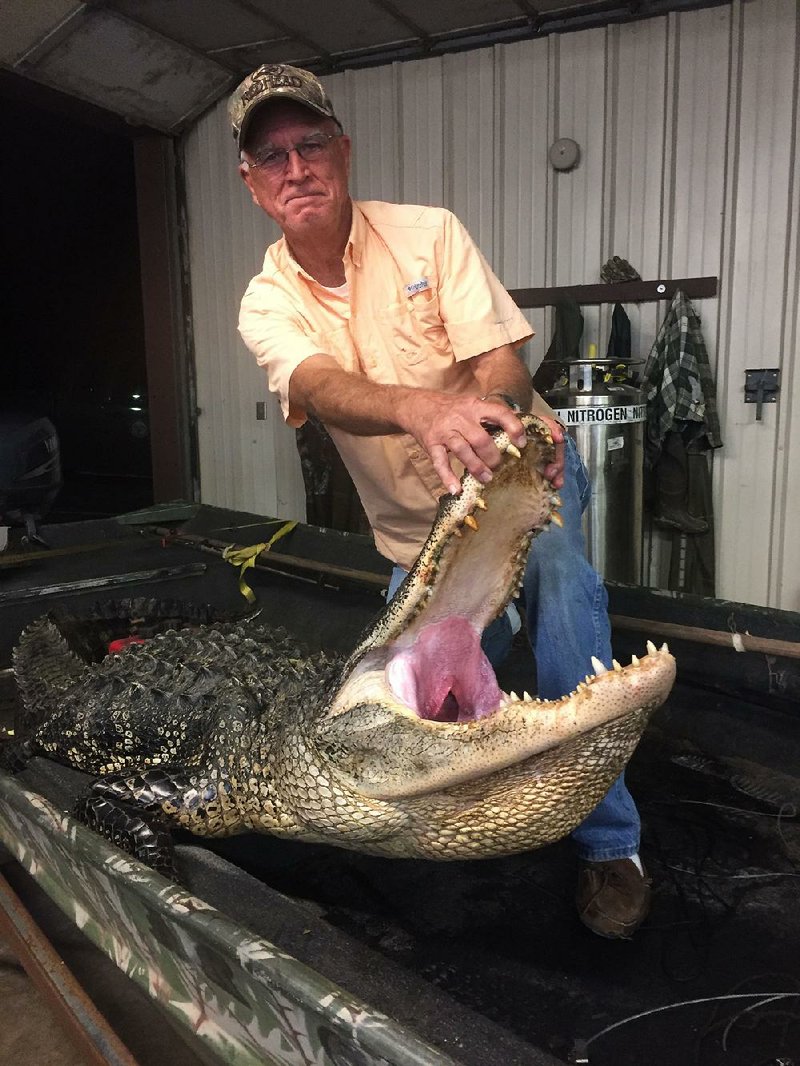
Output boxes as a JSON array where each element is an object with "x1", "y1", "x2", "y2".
[{"x1": 0, "y1": 769, "x2": 457, "y2": 1066}]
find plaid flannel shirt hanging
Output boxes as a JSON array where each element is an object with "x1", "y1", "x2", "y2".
[{"x1": 642, "y1": 290, "x2": 723, "y2": 457}]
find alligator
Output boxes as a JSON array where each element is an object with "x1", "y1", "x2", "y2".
[{"x1": 9, "y1": 415, "x2": 675, "y2": 872}]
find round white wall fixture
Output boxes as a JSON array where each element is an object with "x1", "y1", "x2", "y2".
[{"x1": 549, "y1": 137, "x2": 580, "y2": 171}]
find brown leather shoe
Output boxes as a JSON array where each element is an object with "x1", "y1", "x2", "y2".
[{"x1": 576, "y1": 858, "x2": 652, "y2": 939}]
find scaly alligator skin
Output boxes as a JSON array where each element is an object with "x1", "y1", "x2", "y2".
[{"x1": 11, "y1": 416, "x2": 676, "y2": 869}]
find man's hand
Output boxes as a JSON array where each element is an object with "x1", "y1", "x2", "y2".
[
  {"x1": 399, "y1": 392, "x2": 530, "y2": 495},
  {"x1": 535, "y1": 415, "x2": 565, "y2": 491}
]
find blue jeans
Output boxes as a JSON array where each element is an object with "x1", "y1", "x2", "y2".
[{"x1": 386, "y1": 434, "x2": 640, "y2": 862}]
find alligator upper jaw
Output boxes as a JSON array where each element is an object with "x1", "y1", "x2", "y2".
[{"x1": 336, "y1": 414, "x2": 558, "y2": 718}]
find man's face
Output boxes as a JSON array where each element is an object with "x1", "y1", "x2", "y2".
[{"x1": 240, "y1": 102, "x2": 351, "y2": 237}]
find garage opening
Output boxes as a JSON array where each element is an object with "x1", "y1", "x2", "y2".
[{"x1": 1, "y1": 89, "x2": 153, "y2": 527}]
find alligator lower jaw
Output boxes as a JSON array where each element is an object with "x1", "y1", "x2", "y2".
[{"x1": 322, "y1": 642, "x2": 676, "y2": 801}]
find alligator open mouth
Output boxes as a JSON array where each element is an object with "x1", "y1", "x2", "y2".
[{"x1": 322, "y1": 415, "x2": 675, "y2": 808}]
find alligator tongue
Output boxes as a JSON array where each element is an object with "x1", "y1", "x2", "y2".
[{"x1": 385, "y1": 617, "x2": 504, "y2": 722}]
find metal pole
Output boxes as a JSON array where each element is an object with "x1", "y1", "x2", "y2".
[
  {"x1": 0, "y1": 871, "x2": 140, "y2": 1065},
  {"x1": 0, "y1": 563, "x2": 207, "y2": 607}
]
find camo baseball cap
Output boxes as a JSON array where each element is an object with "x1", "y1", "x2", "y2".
[{"x1": 229, "y1": 64, "x2": 341, "y2": 150}]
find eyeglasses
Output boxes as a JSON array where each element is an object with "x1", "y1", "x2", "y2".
[{"x1": 247, "y1": 131, "x2": 343, "y2": 174}]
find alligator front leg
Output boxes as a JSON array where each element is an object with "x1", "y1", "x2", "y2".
[
  {"x1": 74, "y1": 767, "x2": 225, "y2": 878},
  {"x1": 76, "y1": 787, "x2": 177, "y2": 877},
  {"x1": 76, "y1": 771, "x2": 243, "y2": 878}
]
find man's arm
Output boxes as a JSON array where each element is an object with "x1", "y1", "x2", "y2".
[
  {"x1": 290, "y1": 344, "x2": 563, "y2": 494},
  {"x1": 469, "y1": 344, "x2": 533, "y2": 411}
]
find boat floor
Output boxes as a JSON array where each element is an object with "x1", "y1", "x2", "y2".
[{"x1": 7, "y1": 673, "x2": 799, "y2": 1066}]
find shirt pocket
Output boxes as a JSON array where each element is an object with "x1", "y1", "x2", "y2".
[{"x1": 375, "y1": 290, "x2": 449, "y2": 366}]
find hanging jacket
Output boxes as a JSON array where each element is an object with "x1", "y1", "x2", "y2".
[
  {"x1": 642, "y1": 289, "x2": 723, "y2": 457},
  {"x1": 606, "y1": 302, "x2": 632, "y2": 363},
  {"x1": 532, "y1": 298, "x2": 584, "y2": 394}
]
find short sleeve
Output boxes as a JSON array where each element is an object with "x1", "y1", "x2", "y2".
[
  {"x1": 436, "y1": 211, "x2": 533, "y2": 358},
  {"x1": 238, "y1": 274, "x2": 326, "y2": 427}
]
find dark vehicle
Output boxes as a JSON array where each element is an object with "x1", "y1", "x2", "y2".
[{"x1": 0, "y1": 412, "x2": 62, "y2": 537}]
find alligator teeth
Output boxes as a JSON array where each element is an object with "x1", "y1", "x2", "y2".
[
  {"x1": 452, "y1": 528, "x2": 463, "y2": 539},
  {"x1": 523, "y1": 691, "x2": 533, "y2": 702},
  {"x1": 550, "y1": 494, "x2": 563, "y2": 507},
  {"x1": 505, "y1": 443, "x2": 522, "y2": 460},
  {"x1": 661, "y1": 642, "x2": 670, "y2": 652},
  {"x1": 647, "y1": 640, "x2": 657, "y2": 655},
  {"x1": 591, "y1": 656, "x2": 607, "y2": 675},
  {"x1": 463, "y1": 515, "x2": 479, "y2": 532},
  {"x1": 550, "y1": 512, "x2": 564, "y2": 528},
  {"x1": 612, "y1": 659, "x2": 623, "y2": 671},
  {"x1": 509, "y1": 690, "x2": 519, "y2": 702},
  {"x1": 631, "y1": 654, "x2": 640, "y2": 666},
  {"x1": 475, "y1": 497, "x2": 488, "y2": 510}
]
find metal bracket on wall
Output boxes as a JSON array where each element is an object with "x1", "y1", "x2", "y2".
[{"x1": 744, "y1": 368, "x2": 780, "y2": 421}]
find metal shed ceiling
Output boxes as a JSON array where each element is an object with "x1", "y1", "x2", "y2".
[{"x1": 1, "y1": 0, "x2": 722, "y2": 135}]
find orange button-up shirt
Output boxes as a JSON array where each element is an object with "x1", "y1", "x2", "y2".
[{"x1": 239, "y1": 200, "x2": 535, "y2": 570}]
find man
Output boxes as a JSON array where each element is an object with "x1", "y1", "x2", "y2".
[{"x1": 230, "y1": 63, "x2": 650, "y2": 938}]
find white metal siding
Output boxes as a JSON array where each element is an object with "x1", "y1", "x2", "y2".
[
  {"x1": 715, "y1": 0, "x2": 799, "y2": 607},
  {"x1": 183, "y1": 0, "x2": 800, "y2": 610},
  {"x1": 183, "y1": 101, "x2": 305, "y2": 521}
]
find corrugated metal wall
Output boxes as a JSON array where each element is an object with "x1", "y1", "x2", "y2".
[{"x1": 183, "y1": 0, "x2": 800, "y2": 611}]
